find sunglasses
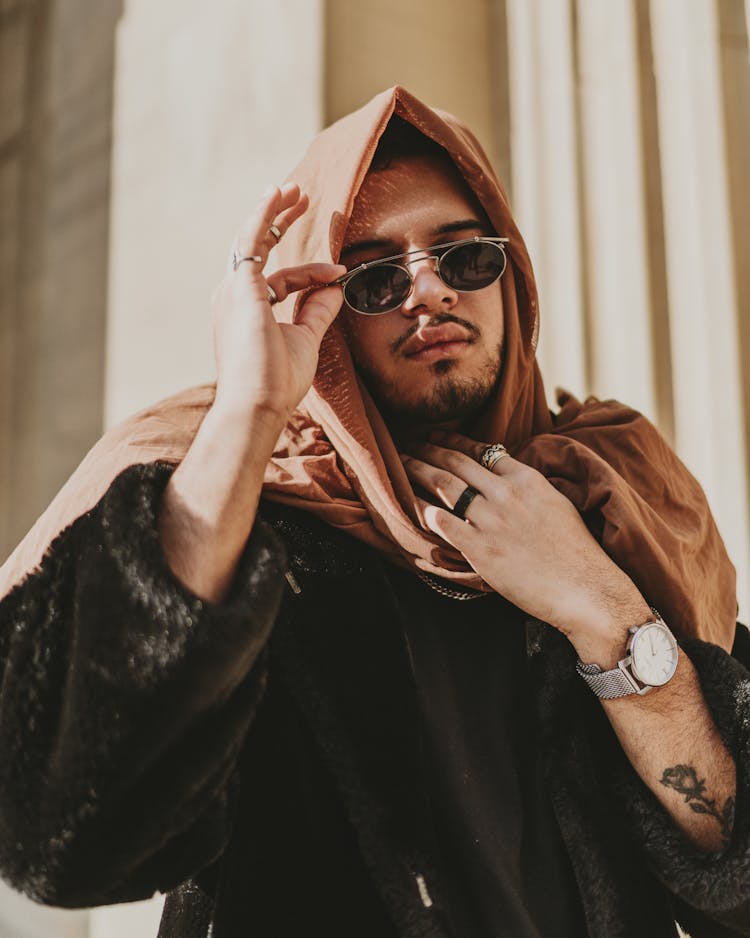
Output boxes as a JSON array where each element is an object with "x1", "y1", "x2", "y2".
[{"x1": 328, "y1": 236, "x2": 510, "y2": 315}]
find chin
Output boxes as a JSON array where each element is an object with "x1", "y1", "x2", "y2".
[
  {"x1": 376, "y1": 377, "x2": 496, "y2": 426},
  {"x1": 356, "y1": 340, "x2": 504, "y2": 426}
]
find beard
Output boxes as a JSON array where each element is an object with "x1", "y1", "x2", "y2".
[{"x1": 354, "y1": 338, "x2": 505, "y2": 432}]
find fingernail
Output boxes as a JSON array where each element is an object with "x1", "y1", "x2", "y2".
[{"x1": 263, "y1": 183, "x2": 279, "y2": 197}]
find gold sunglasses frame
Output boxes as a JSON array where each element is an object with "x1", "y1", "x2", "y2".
[{"x1": 327, "y1": 235, "x2": 510, "y2": 315}]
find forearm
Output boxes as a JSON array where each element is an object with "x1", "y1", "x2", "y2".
[
  {"x1": 572, "y1": 593, "x2": 736, "y2": 853},
  {"x1": 158, "y1": 401, "x2": 288, "y2": 603}
]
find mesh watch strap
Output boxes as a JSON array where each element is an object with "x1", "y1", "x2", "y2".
[{"x1": 575, "y1": 660, "x2": 645, "y2": 699}]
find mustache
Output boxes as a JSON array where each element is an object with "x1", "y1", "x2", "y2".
[{"x1": 391, "y1": 314, "x2": 481, "y2": 356}]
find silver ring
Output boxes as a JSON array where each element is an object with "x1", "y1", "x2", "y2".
[
  {"x1": 232, "y1": 250, "x2": 263, "y2": 272},
  {"x1": 479, "y1": 443, "x2": 508, "y2": 471},
  {"x1": 268, "y1": 224, "x2": 282, "y2": 243},
  {"x1": 267, "y1": 284, "x2": 278, "y2": 305},
  {"x1": 452, "y1": 485, "x2": 480, "y2": 521}
]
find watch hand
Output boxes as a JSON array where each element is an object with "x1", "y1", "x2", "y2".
[{"x1": 649, "y1": 636, "x2": 656, "y2": 656}]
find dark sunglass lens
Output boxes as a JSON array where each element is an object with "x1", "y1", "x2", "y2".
[
  {"x1": 440, "y1": 242, "x2": 507, "y2": 291},
  {"x1": 344, "y1": 264, "x2": 412, "y2": 314}
]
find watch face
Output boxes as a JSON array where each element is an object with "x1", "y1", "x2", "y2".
[{"x1": 630, "y1": 623, "x2": 679, "y2": 686}]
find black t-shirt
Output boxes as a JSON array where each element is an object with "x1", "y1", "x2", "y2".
[{"x1": 385, "y1": 565, "x2": 588, "y2": 937}]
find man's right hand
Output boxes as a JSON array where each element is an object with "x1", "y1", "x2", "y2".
[
  {"x1": 158, "y1": 182, "x2": 346, "y2": 603},
  {"x1": 211, "y1": 181, "x2": 346, "y2": 421}
]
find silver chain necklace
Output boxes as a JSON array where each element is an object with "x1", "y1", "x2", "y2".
[{"x1": 416, "y1": 570, "x2": 492, "y2": 601}]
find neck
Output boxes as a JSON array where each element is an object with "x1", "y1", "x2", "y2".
[{"x1": 388, "y1": 417, "x2": 465, "y2": 450}]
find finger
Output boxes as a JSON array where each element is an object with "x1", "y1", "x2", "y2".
[
  {"x1": 255, "y1": 182, "x2": 301, "y2": 237},
  {"x1": 228, "y1": 183, "x2": 303, "y2": 273},
  {"x1": 415, "y1": 497, "x2": 477, "y2": 549},
  {"x1": 404, "y1": 442, "x2": 494, "y2": 493},
  {"x1": 400, "y1": 453, "x2": 489, "y2": 514},
  {"x1": 426, "y1": 428, "x2": 515, "y2": 476},
  {"x1": 266, "y1": 263, "x2": 347, "y2": 305},
  {"x1": 264, "y1": 191, "x2": 310, "y2": 245},
  {"x1": 292, "y1": 284, "x2": 346, "y2": 344}
]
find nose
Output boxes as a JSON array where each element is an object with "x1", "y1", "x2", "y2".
[{"x1": 400, "y1": 255, "x2": 459, "y2": 318}]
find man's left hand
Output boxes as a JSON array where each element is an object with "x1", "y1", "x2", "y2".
[{"x1": 401, "y1": 429, "x2": 651, "y2": 655}]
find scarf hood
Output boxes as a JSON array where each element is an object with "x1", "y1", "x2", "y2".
[{"x1": 0, "y1": 86, "x2": 736, "y2": 650}]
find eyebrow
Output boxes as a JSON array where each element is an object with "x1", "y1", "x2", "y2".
[{"x1": 340, "y1": 218, "x2": 491, "y2": 260}]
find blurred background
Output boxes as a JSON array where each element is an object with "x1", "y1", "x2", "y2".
[{"x1": 1, "y1": 0, "x2": 749, "y2": 934}]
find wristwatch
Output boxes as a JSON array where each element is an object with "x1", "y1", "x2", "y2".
[{"x1": 576, "y1": 608, "x2": 679, "y2": 699}]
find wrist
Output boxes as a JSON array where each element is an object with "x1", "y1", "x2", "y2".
[
  {"x1": 210, "y1": 396, "x2": 290, "y2": 436},
  {"x1": 568, "y1": 592, "x2": 653, "y2": 669}
]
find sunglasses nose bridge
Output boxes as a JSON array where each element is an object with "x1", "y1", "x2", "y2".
[
  {"x1": 406, "y1": 253, "x2": 451, "y2": 290},
  {"x1": 400, "y1": 252, "x2": 440, "y2": 283},
  {"x1": 399, "y1": 254, "x2": 461, "y2": 315}
]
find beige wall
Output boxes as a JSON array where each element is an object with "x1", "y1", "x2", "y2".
[
  {"x1": 104, "y1": 0, "x2": 324, "y2": 426},
  {"x1": 325, "y1": 0, "x2": 510, "y2": 182},
  {"x1": 0, "y1": 0, "x2": 120, "y2": 564}
]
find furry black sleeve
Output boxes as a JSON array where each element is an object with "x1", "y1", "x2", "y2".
[
  {"x1": 0, "y1": 461, "x2": 287, "y2": 908},
  {"x1": 611, "y1": 623, "x2": 750, "y2": 936}
]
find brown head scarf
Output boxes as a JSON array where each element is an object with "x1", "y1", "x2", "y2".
[{"x1": 0, "y1": 86, "x2": 737, "y2": 650}]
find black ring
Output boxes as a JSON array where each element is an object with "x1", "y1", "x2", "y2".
[{"x1": 451, "y1": 485, "x2": 480, "y2": 520}]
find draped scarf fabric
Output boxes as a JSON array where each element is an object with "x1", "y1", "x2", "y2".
[{"x1": 0, "y1": 86, "x2": 736, "y2": 651}]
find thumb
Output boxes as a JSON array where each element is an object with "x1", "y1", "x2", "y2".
[{"x1": 293, "y1": 284, "x2": 345, "y2": 344}]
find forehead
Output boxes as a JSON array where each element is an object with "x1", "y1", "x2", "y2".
[{"x1": 343, "y1": 153, "x2": 487, "y2": 246}]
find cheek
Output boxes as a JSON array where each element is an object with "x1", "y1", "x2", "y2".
[
  {"x1": 471, "y1": 289, "x2": 505, "y2": 344},
  {"x1": 340, "y1": 311, "x2": 393, "y2": 367}
]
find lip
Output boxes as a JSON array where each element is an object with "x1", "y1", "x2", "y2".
[
  {"x1": 403, "y1": 325, "x2": 472, "y2": 358},
  {"x1": 406, "y1": 340, "x2": 472, "y2": 363}
]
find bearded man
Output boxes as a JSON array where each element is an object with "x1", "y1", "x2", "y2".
[{"x1": 0, "y1": 86, "x2": 748, "y2": 938}]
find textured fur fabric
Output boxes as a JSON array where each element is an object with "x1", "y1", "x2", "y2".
[
  {"x1": 0, "y1": 462, "x2": 749, "y2": 937},
  {"x1": 0, "y1": 462, "x2": 285, "y2": 907}
]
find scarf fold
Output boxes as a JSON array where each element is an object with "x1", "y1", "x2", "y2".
[{"x1": 0, "y1": 86, "x2": 736, "y2": 651}]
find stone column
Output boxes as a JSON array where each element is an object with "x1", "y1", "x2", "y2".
[
  {"x1": 505, "y1": 0, "x2": 588, "y2": 407},
  {"x1": 0, "y1": 0, "x2": 120, "y2": 562},
  {"x1": 503, "y1": 0, "x2": 750, "y2": 620},
  {"x1": 650, "y1": 0, "x2": 750, "y2": 614},
  {"x1": 575, "y1": 0, "x2": 657, "y2": 420},
  {"x1": 104, "y1": 0, "x2": 324, "y2": 426}
]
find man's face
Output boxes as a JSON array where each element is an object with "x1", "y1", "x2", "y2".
[{"x1": 338, "y1": 153, "x2": 505, "y2": 439}]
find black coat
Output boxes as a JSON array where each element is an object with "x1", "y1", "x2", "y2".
[{"x1": 1, "y1": 462, "x2": 749, "y2": 937}]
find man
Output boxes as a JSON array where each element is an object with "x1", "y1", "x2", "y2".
[{"x1": 0, "y1": 86, "x2": 748, "y2": 937}]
